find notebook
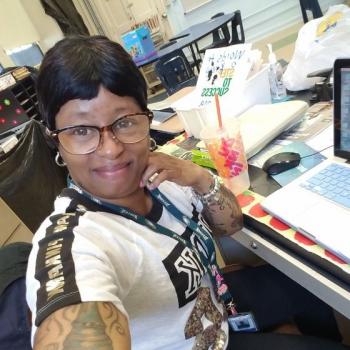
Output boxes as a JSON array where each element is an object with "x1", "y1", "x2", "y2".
[
  {"x1": 261, "y1": 58, "x2": 350, "y2": 263},
  {"x1": 237, "y1": 100, "x2": 308, "y2": 158},
  {"x1": 152, "y1": 108, "x2": 176, "y2": 125}
]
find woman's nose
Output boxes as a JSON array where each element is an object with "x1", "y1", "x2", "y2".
[{"x1": 95, "y1": 130, "x2": 124, "y2": 158}]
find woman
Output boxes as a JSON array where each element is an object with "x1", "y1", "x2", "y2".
[{"x1": 26, "y1": 35, "x2": 346, "y2": 350}]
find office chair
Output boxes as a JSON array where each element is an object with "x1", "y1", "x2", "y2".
[
  {"x1": 199, "y1": 13, "x2": 230, "y2": 54},
  {"x1": 155, "y1": 50, "x2": 197, "y2": 95},
  {"x1": 199, "y1": 11, "x2": 245, "y2": 54},
  {"x1": 229, "y1": 10, "x2": 245, "y2": 45},
  {"x1": 159, "y1": 40, "x2": 200, "y2": 74},
  {"x1": 299, "y1": 0, "x2": 323, "y2": 23}
]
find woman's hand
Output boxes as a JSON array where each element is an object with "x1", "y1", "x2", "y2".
[
  {"x1": 141, "y1": 152, "x2": 243, "y2": 236},
  {"x1": 140, "y1": 152, "x2": 213, "y2": 194}
]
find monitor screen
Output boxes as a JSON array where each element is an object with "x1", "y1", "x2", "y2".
[
  {"x1": 333, "y1": 59, "x2": 350, "y2": 160},
  {"x1": 0, "y1": 89, "x2": 29, "y2": 137},
  {"x1": 340, "y1": 67, "x2": 350, "y2": 152}
]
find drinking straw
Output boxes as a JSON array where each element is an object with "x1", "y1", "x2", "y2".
[{"x1": 214, "y1": 93, "x2": 223, "y2": 129}]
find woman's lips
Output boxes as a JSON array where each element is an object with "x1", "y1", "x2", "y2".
[{"x1": 93, "y1": 162, "x2": 131, "y2": 178}]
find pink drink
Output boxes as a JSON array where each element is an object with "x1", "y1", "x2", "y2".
[{"x1": 200, "y1": 119, "x2": 250, "y2": 195}]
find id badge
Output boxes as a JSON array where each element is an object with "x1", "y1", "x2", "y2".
[{"x1": 228, "y1": 312, "x2": 258, "y2": 333}]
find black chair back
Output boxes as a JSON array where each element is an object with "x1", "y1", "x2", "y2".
[
  {"x1": 211, "y1": 13, "x2": 229, "y2": 46},
  {"x1": 155, "y1": 51, "x2": 196, "y2": 95},
  {"x1": 198, "y1": 10, "x2": 245, "y2": 54},
  {"x1": 230, "y1": 10, "x2": 245, "y2": 45},
  {"x1": 299, "y1": 0, "x2": 323, "y2": 23}
]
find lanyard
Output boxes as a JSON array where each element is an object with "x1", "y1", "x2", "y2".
[{"x1": 68, "y1": 180, "x2": 237, "y2": 315}]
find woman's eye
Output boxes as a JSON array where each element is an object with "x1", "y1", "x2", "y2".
[
  {"x1": 71, "y1": 127, "x2": 91, "y2": 136},
  {"x1": 116, "y1": 118, "x2": 134, "y2": 129}
]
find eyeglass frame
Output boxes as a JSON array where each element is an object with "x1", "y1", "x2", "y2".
[{"x1": 47, "y1": 111, "x2": 154, "y2": 155}]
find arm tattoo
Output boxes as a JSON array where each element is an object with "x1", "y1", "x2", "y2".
[
  {"x1": 102, "y1": 302, "x2": 126, "y2": 336},
  {"x1": 63, "y1": 303, "x2": 113, "y2": 348},
  {"x1": 202, "y1": 184, "x2": 243, "y2": 236},
  {"x1": 34, "y1": 302, "x2": 130, "y2": 350}
]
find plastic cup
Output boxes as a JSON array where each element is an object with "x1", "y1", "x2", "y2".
[{"x1": 200, "y1": 118, "x2": 250, "y2": 196}]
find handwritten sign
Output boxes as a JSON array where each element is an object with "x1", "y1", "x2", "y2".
[{"x1": 196, "y1": 44, "x2": 253, "y2": 107}]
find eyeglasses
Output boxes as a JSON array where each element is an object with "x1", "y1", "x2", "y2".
[{"x1": 49, "y1": 111, "x2": 153, "y2": 155}]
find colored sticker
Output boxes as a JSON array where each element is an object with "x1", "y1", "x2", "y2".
[
  {"x1": 294, "y1": 232, "x2": 316, "y2": 246},
  {"x1": 248, "y1": 203, "x2": 268, "y2": 218},
  {"x1": 269, "y1": 217, "x2": 290, "y2": 231},
  {"x1": 236, "y1": 192, "x2": 255, "y2": 207},
  {"x1": 325, "y1": 250, "x2": 347, "y2": 265}
]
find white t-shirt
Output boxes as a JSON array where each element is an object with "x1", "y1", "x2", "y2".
[{"x1": 26, "y1": 181, "x2": 229, "y2": 349}]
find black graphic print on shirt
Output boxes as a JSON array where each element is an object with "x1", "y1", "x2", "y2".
[{"x1": 162, "y1": 205, "x2": 211, "y2": 308}]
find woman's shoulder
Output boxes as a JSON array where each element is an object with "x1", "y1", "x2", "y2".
[{"x1": 32, "y1": 188, "x2": 94, "y2": 243}]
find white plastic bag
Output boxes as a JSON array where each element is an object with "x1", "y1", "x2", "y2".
[{"x1": 283, "y1": 4, "x2": 350, "y2": 91}]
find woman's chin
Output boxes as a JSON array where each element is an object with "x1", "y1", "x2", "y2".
[{"x1": 90, "y1": 181, "x2": 142, "y2": 202}]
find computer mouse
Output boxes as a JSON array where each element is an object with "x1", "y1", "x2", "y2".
[{"x1": 262, "y1": 152, "x2": 301, "y2": 175}]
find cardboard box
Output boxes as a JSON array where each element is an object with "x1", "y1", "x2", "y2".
[
  {"x1": 0, "y1": 197, "x2": 33, "y2": 247},
  {"x1": 121, "y1": 26, "x2": 157, "y2": 64}
]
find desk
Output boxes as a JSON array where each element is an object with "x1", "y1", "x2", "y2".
[
  {"x1": 234, "y1": 227, "x2": 350, "y2": 319},
  {"x1": 136, "y1": 13, "x2": 234, "y2": 69},
  {"x1": 149, "y1": 86, "x2": 193, "y2": 134},
  {"x1": 154, "y1": 94, "x2": 350, "y2": 320},
  {"x1": 149, "y1": 81, "x2": 314, "y2": 136},
  {"x1": 232, "y1": 165, "x2": 350, "y2": 320}
]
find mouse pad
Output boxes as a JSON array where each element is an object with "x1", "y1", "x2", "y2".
[
  {"x1": 250, "y1": 142, "x2": 326, "y2": 186},
  {"x1": 236, "y1": 190, "x2": 350, "y2": 286},
  {"x1": 271, "y1": 142, "x2": 326, "y2": 186}
]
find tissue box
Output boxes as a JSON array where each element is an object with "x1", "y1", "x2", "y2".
[
  {"x1": 122, "y1": 26, "x2": 157, "y2": 64},
  {"x1": 171, "y1": 66, "x2": 271, "y2": 138}
]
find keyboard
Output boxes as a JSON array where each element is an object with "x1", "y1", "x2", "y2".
[{"x1": 300, "y1": 163, "x2": 350, "y2": 209}]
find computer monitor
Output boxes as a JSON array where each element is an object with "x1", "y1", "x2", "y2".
[{"x1": 334, "y1": 58, "x2": 350, "y2": 160}]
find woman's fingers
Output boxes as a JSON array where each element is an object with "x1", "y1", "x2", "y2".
[
  {"x1": 147, "y1": 169, "x2": 174, "y2": 190},
  {"x1": 141, "y1": 153, "x2": 182, "y2": 188},
  {"x1": 142, "y1": 152, "x2": 209, "y2": 191},
  {"x1": 140, "y1": 162, "x2": 159, "y2": 187}
]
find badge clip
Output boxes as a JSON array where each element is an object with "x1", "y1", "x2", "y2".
[{"x1": 228, "y1": 312, "x2": 258, "y2": 333}]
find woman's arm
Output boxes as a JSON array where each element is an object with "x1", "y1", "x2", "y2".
[
  {"x1": 196, "y1": 172, "x2": 243, "y2": 236},
  {"x1": 142, "y1": 153, "x2": 243, "y2": 236},
  {"x1": 34, "y1": 302, "x2": 130, "y2": 350}
]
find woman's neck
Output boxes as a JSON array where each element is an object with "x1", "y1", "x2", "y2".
[
  {"x1": 71, "y1": 179, "x2": 153, "y2": 216},
  {"x1": 104, "y1": 187, "x2": 153, "y2": 216}
]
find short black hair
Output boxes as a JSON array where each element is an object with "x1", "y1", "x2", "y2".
[{"x1": 37, "y1": 35, "x2": 147, "y2": 130}]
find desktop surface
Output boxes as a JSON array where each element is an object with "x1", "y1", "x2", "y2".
[
  {"x1": 152, "y1": 85, "x2": 350, "y2": 320},
  {"x1": 235, "y1": 168, "x2": 350, "y2": 319}
]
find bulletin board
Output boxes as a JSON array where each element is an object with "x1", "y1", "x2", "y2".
[{"x1": 180, "y1": 0, "x2": 213, "y2": 14}]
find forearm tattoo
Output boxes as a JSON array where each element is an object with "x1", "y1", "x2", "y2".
[
  {"x1": 202, "y1": 184, "x2": 243, "y2": 236},
  {"x1": 34, "y1": 302, "x2": 129, "y2": 350}
]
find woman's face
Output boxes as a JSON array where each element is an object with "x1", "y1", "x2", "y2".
[{"x1": 55, "y1": 86, "x2": 150, "y2": 202}]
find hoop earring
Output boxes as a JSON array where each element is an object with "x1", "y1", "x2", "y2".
[
  {"x1": 55, "y1": 152, "x2": 66, "y2": 167},
  {"x1": 150, "y1": 138, "x2": 157, "y2": 151}
]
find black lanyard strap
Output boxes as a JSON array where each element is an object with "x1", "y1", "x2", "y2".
[{"x1": 68, "y1": 180, "x2": 237, "y2": 314}]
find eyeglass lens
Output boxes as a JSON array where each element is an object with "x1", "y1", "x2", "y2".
[{"x1": 57, "y1": 113, "x2": 150, "y2": 155}]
